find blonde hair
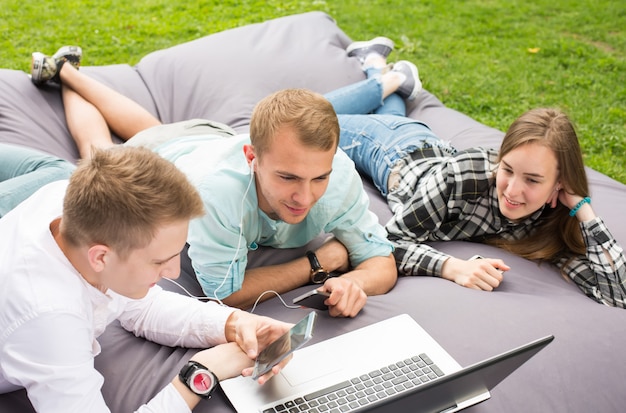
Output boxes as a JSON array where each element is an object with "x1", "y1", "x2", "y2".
[
  {"x1": 487, "y1": 108, "x2": 589, "y2": 263},
  {"x1": 249, "y1": 89, "x2": 339, "y2": 156},
  {"x1": 62, "y1": 146, "x2": 204, "y2": 259}
]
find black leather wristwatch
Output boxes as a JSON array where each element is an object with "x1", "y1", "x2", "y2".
[
  {"x1": 306, "y1": 250, "x2": 330, "y2": 284},
  {"x1": 179, "y1": 360, "x2": 219, "y2": 399}
]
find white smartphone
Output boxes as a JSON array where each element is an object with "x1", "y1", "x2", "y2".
[
  {"x1": 251, "y1": 311, "x2": 317, "y2": 380},
  {"x1": 292, "y1": 288, "x2": 330, "y2": 310},
  {"x1": 469, "y1": 254, "x2": 504, "y2": 273}
]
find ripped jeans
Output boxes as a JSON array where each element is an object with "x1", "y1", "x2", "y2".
[
  {"x1": 337, "y1": 115, "x2": 442, "y2": 196},
  {"x1": 324, "y1": 67, "x2": 445, "y2": 197}
]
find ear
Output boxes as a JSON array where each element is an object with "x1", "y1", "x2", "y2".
[
  {"x1": 87, "y1": 244, "x2": 110, "y2": 273},
  {"x1": 546, "y1": 187, "x2": 559, "y2": 209},
  {"x1": 242, "y1": 144, "x2": 256, "y2": 171}
]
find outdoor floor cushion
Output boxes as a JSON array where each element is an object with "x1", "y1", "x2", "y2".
[{"x1": 1, "y1": 11, "x2": 625, "y2": 413}]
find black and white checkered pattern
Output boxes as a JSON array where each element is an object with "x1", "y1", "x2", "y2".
[{"x1": 385, "y1": 146, "x2": 626, "y2": 308}]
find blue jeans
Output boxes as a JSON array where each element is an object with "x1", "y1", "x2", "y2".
[
  {"x1": 325, "y1": 68, "x2": 407, "y2": 117},
  {"x1": 337, "y1": 115, "x2": 442, "y2": 196},
  {"x1": 324, "y1": 69, "x2": 444, "y2": 197},
  {"x1": 0, "y1": 144, "x2": 75, "y2": 217}
]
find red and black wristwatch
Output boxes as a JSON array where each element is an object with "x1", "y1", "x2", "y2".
[{"x1": 178, "y1": 360, "x2": 219, "y2": 399}]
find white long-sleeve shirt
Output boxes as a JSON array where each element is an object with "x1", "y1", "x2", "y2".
[{"x1": 0, "y1": 181, "x2": 235, "y2": 412}]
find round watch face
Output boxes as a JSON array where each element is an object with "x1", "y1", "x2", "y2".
[
  {"x1": 191, "y1": 370, "x2": 213, "y2": 394},
  {"x1": 311, "y1": 269, "x2": 329, "y2": 284}
]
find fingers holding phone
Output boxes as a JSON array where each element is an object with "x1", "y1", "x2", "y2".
[
  {"x1": 293, "y1": 277, "x2": 367, "y2": 317},
  {"x1": 244, "y1": 312, "x2": 317, "y2": 384},
  {"x1": 322, "y1": 277, "x2": 367, "y2": 318}
]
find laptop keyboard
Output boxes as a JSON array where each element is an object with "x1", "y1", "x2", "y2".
[{"x1": 261, "y1": 353, "x2": 445, "y2": 413}]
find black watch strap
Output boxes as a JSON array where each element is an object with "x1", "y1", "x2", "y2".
[
  {"x1": 306, "y1": 250, "x2": 330, "y2": 284},
  {"x1": 179, "y1": 360, "x2": 219, "y2": 399},
  {"x1": 306, "y1": 250, "x2": 323, "y2": 270}
]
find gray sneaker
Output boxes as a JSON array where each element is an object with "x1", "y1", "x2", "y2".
[
  {"x1": 30, "y1": 52, "x2": 58, "y2": 86},
  {"x1": 30, "y1": 46, "x2": 82, "y2": 86},
  {"x1": 392, "y1": 60, "x2": 422, "y2": 101},
  {"x1": 52, "y1": 45, "x2": 82, "y2": 70},
  {"x1": 347, "y1": 36, "x2": 394, "y2": 63}
]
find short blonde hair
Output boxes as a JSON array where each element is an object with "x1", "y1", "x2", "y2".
[
  {"x1": 62, "y1": 146, "x2": 204, "y2": 258},
  {"x1": 249, "y1": 89, "x2": 339, "y2": 156}
]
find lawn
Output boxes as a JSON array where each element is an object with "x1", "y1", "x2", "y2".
[{"x1": 1, "y1": 0, "x2": 624, "y2": 183}]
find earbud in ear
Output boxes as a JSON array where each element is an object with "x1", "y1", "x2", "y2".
[{"x1": 250, "y1": 158, "x2": 256, "y2": 171}]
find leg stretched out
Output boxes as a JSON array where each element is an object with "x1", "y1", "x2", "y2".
[
  {"x1": 0, "y1": 144, "x2": 74, "y2": 217},
  {"x1": 31, "y1": 48, "x2": 161, "y2": 159}
]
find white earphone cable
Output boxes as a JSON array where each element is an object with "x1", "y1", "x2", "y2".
[{"x1": 163, "y1": 159, "x2": 301, "y2": 313}]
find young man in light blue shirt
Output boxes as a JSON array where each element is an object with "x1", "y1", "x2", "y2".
[
  {"x1": 147, "y1": 92, "x2": 396, "y2": 316},
  {"x1": 133, "y1": 89, "x2": 396, "y2": 317}
]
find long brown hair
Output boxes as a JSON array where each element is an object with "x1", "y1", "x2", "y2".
[{"x1": 487, "y1": 108, "x2": 589, "y2": 263}]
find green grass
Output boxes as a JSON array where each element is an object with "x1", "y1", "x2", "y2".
[{"x1": 2, "y1": 0, "x2": 625, "y2": 184}]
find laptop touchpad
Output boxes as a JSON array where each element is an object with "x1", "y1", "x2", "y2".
[{"x1": 281, "y1": 346, "x2": 342, "y2": 386}]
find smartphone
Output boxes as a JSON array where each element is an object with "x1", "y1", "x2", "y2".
[
  {"x1": 469, "y1": 254, "x2": 504, "y2": 273},
  {"x1": 292, "y1": 288, "x2": 330, "y2": 310},
  {"x1": 251, "y1": 311, "x2": 317, "y2": 380}
]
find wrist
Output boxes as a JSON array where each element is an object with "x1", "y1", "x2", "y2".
[
  {"x1": 224, "y1": 309, "x2": 241, "y2": 342},
  {"x1": 173, "y1": 360, "x2": 219, "y2": 408},
  {"x1": 573, "y1": 202, "x2": 595, "y2": 222},
  {"x1": 172, "y1": 376, "x2": 202, "y2": 409},
  {"x1": 569, "y1": 196, "x2": 591, "y2": 217},
  {"x1": 440, "y1": 257, "x2": 460, "y2": 281},
  {"x1": 306, "y1": 250, "x2": 330, "y2": 284},
  {"x1": 315, "y1": 241, "x2": 350, "y2": 273}
]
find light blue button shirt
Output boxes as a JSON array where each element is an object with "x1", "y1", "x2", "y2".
[{"x1": 155, "y1": 134, "x2": 393, "y2": 299}]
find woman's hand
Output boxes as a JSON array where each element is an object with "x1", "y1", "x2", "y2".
[
  {"x1": 558, "y1": 187, "x2": 596, "y2": 222},
  {"x1": 441, "y1": 257, "x2": 509, "y2": 290}
]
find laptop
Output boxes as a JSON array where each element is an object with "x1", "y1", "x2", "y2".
[{"x1": 221, "y1": 314, "x2": 553, "y2": 413}]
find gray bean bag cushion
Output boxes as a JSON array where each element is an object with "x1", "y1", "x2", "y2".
[{"x1": 1, "y1": 11, "x2": 625, "y2": 413}]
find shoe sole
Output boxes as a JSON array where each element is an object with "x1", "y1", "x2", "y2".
[
  {"x1": 346, "y1": 36, "x2": 395, "y2": 58},
  {"x1": 53, "y1": 45, "x2": 82, "y2": 69},
  {"x1": 53, "y1": 45, "x2": 83, "y2": 59},
  {"x1": 30, "y1": 52, "x2": 45, "y2": 85}
]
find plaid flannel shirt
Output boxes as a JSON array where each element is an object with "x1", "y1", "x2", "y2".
[{"x1": 385, "y1": 146, "x2": 626, "y2": 308}]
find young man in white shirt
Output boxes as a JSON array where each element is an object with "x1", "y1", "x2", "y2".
[{"x1": 0, "y1": 146, "x2": 291, "y2": 412}]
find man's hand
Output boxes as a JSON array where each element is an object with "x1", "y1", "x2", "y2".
[
  {"x1": 318, "y1": 252, "x2": 396, "y2": 318},
  {"x1": 312, "y1": 238, "x2": 367, "y2": 317},
  {"x1": 320, "y1": 276, "x2": 368, "y2": 318},
  {"x1": 224, "y1": 310, "x2": 292, "y2": 383},
  {"x1": 441, "y1": 257, "x2": 509, "y2": 291},
  {"x1": 190, "y1": 342, "x2": 253, "y2": 381}
]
